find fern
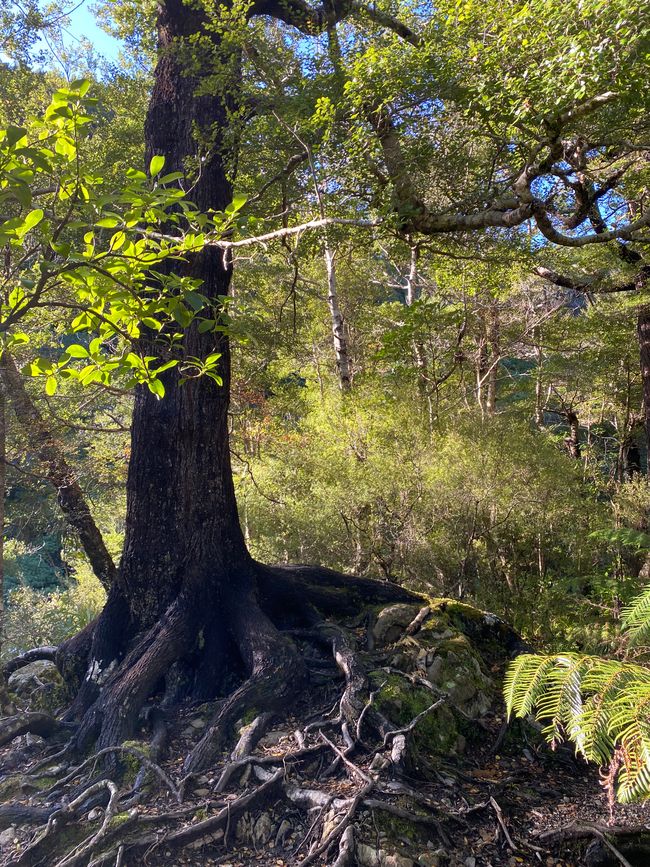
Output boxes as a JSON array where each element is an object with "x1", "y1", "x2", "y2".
[
  {"x1": 505, "y1": 572, "x2": 650, "y2": 802},
  {"x1": 622, "y1": 585, "x2": 650, "y2": 647},
  {"x1": 589, "y1": 528, "x2": 650, "y2": 551},
  {"x1": 505, "y1": 653, "x2": 650, "y2": 802}
]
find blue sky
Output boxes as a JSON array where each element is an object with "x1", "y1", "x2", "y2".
[{"x1": 49, "y1": 1, "x2": 123, "y2": 64}]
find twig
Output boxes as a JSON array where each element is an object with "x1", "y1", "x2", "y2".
[
  {"x1": 489, "y1": 797, "x2": 517, "y2": 851},
  {"x1": 319, "y1": 731, "x2": 373, "y2": 784},
  {"x1": 46, "y1": 745, "x2": 181, "y2": 804},
  {"x1": 381, "y1": 698, "x2": 446, "y2": 748},
  {"x1": 301, "y1": 782, "x2": 374, "y2": 867}
]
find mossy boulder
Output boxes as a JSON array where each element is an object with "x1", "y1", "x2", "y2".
[
  {"x1": 367, "y1": 598, "x2": 521, "y2": 766},
  {"x1": 7, "y1": 661, "x2": 67, "y2": 712},
  {"x1": 369, "y1": 671, "x2": 462, "y2": 760}
]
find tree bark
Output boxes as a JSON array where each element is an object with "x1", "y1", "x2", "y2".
[
  {"x1": 637, "y1": 305, "x2": 650, "y2": 472},
  {"x1": 63, "y1": 0, "x2": 313, "y2": 763},
  {"x1": 325, "y1": 245, "x2": 352, "y2": 390},
  {"x1": 564, "y1": 409, "x2": 581, "y2": 460}
]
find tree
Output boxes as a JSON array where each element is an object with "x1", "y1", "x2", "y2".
[{"x1": 2, "y1": 0, "x2": 649, "y2": 782}]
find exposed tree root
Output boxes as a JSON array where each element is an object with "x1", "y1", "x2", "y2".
[
  {"x1": 0, "y1": 567, "x2": 536, "y2": 866},
  {"x1": 3, "y1": 647, "x2": 58, "y2": 680}
]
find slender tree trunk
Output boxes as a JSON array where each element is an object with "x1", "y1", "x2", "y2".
[
  {"x1": 476, "y1": 334, "x2": 488, "y2": 416},
  {"x1": 325, "y1": 245, "x2": 352, "y2": 390},
  {"x1": 0, "y1": 354, "x2": 116, "y2": 590},
  {"x1": 404, "y1": 245, "x2": 432, "y2": 424},
  {"x1": 565, "y1": 410, "x2": 581, "y2": 460},
  {"x1": 534, "y1": 329, "x2": 544, "y2": 427},
  {"x1": 486, "y1": 305, "x2": 500, "y2": 416}
]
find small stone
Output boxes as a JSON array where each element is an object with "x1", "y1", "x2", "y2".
[
  {"x1": 418, "y1": 853, "x2": 449, "y2": 867},
  {"x1": 0, "y1": 826, "x2": 16, "y2": 848},
  {"x1": 275, "y1": 819, "x2": 291, "y2": 847},
  {"x1": 190, "y1": 717, "x2": 206, "y2": 729},
  {"x1": 373, "y1": 604, "x2": 421, "y2": 646},
  {"x1": 464, "y1": 858, "x2": 476, "y2": 867},
  {"x1": 260, "y1": 730, "x2": 290, "y2": 746},
  {"x1": 194, "y1": 788, "x2": 210, "y2": 797},
  {"x1": 253, "y1": 812, "x2": 273, "y2": 845},
  {"x1": 87, "y1": 807, "x2": 103, "y2": 821}
]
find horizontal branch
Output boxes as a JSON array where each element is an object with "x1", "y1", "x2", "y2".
[
  {"x1": 533, "y1": 205, "x2": 650, "y2": 248},
  {"x1": 534, "y1": 264, "x2": 650, "y2": 294}
]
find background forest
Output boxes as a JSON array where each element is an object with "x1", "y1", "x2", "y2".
[
  {"x1": 1, "y1": 3, "x2": 650, "y2": 864},
  {"x1": 1, "y1": 0, "x2": 648, "y2": 663}
]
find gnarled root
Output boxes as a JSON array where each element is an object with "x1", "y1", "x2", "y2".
[{"x1": 185, "y1": 592, "x2": 307, "y2": 772}]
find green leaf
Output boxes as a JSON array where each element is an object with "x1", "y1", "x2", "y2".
[
  {"x1": 22, "y1": 209, "x2": 44, "y2": 232},
  {"x1": 149, "y1": 155, "x2": 165, "y2": 177},
  {"x1": 45, "y1": 375, "x2": 57, "y2": 395},
  {"x1": 158, "y1": 171, "x2": 184, "y2": 184},
  {"x1": 69, "y1": 78, "x2": 91, "y2": 96},
  {"x1": 96, "y1": 217, "x2": 120, "y2": 228},
  {"x1": 230, "y1": 193, "x2": 247, "y2": 211},
  {"x1": 147, "y1": 378, "x2": 165, "y2": 399},
  {"x1": 5, "y1": 126, "x2": 27, "y2": 147},
  {"x1": 64, "y1": 344, "x2": 89, "y2": 358}
]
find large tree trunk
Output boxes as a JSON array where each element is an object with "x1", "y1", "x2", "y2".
[
  {"x1": 26, "y1": 0, "x2": 422, "y2": 777},
  {"x1": 60, "y1": 0, "x2": 306, "y2": 766},
  {"x1": 638, "y1": 305, "x2": 650, "y2": 472}
]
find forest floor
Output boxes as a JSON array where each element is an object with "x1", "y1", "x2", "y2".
[
  {"x1": 1, "y1": 602, "x2": 649, "y2": 867},
  {"x1": 2, "y1": 699, "x2": 647, "y2": 867}
]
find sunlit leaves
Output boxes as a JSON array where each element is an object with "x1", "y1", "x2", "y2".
[{"x1": 0, "y1": 82, "x2": 245, "y2": 399}]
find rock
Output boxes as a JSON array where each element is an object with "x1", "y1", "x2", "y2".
[
  {"x1": 87, "y1": 807, "x2": 103, "y2": 821},
  {"x1": 0, "y1": 826, "x2": 16, "y2": 848},
  {"x1": 253, "y1": 812, "x2": 274, "y2": 845},
  {"x1": 189, "y1": 717, "x2": 206, "y2": 729},
  {"x1": 418, "y1": 852, "x2": 449, "y2": 867},
  {"x1": 8, "y1": 661, "x2": 63, "y2": 703},
  {"x1": 275, "y1": 818, "x2": 292, "y2": 847},
  {"x1": 356, "y1": 842, "x2": 414, "y2": 867},
  {"x1": 8, "y1": 660, "x2": 58, "y2": 687},
  {"x1": 193, "y1": 788, "x2": 210, "y2": 797},
  {"x1": 259, "y1": 729, "x2": 290, "y2": 747},
  {"x1": 373, "y1": 605, "x2": 421, "y2": 647},
  {"x1": 367, "y1": 598, "x2": 517, "y2": 772},
  {"x1": 464, "y1": 858, "x2": 476, "y2": 867}
]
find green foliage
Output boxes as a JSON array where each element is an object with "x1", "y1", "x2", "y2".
[
  {"x1": 622, "y1": 587, "x2": 650, "y2": 648},
  {"x1": 505, "y1": 584, "x2": 650, "y2": 802},
  {"x1": 0, "y1": 81, "x2": 247, "y2": 396},
  {"x1": 3, "y1": 567, "x2": 106, "y2": 660}
]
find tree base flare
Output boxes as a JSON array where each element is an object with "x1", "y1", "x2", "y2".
[{"x1": 0, "y1": 577, "x2": 547, "y2": 867}]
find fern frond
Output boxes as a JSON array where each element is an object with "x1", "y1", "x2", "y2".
[
  {"x1": 504, "y1": 653, "x2": 557, "y2": 720},
  {"x1": 623, "y1": 585, "x2": 650, "y2": 647},
  {"x1": 504, "y1": 653, "x2": 650, "y2": 802},
  {"x1": 590, "y1": 528, "x2": 650, "y2": 551}
]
